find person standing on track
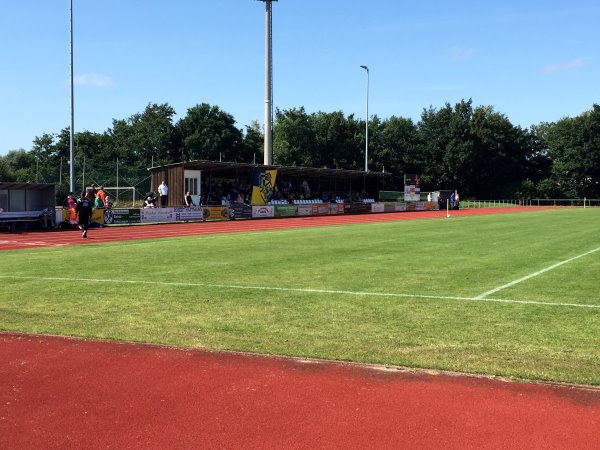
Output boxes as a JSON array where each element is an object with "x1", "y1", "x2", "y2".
[{"x1": 76, "y1": 191, "x2": 93, "y2": 238}]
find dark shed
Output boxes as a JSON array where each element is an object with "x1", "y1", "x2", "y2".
[{"x1": 0, "y1": 182, "x2": 56, "y2": 212}]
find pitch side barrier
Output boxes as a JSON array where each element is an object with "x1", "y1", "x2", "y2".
[{"x1": 60, "y1": 202, "x2": 438, "y2": 226}]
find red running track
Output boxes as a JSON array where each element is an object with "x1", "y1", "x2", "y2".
[
  {"x1": 0, "y1": 206, "x2": 551, "y2": 251},
  {"x1": 1, "y1": 333, "x2": 598, "y2": 449},
  {"x1": 5, "y1": 206, "x2": 595, "y2": 449}
]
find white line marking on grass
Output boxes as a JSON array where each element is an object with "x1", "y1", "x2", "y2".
[
  {"x1": 475, "y1": 246, "x2": 600, "y2": 299},
  {"x1": 2, "y1": 275, "x2": 600, "y2": 309}
]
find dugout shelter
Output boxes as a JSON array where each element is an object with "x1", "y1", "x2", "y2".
[{"x1": 0, "y1": 182, "x2": 56, "y2": 230}]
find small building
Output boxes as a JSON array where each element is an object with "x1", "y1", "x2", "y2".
[
  {"x1": 0, "y1": 182, "x2": 56, "y2": 231},
  {"x1": 148, "y1": 160, "x2": 387, "y2": 207},
  {"x1": 0, "y1": 182, "x2": 56, "y2": 212}
]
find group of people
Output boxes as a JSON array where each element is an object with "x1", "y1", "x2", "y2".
[
  {"x1": 436, "y1": 191, "x2": 460, "y2": 210},
  {"x1": 87, "y1": 184, "x2": 113, "y2": 209},
  {"x1": 144, "y1": 181, "x2": 169, "y2": 208},
  {"x1": 60, "y1": 184, "x2": 113, "y2": 238}
]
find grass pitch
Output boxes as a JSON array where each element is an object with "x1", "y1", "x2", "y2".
[{"x1": 1, "y1": 208, "x2": 599, "y2": 385}]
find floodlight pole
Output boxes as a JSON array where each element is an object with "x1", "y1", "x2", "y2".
[
  {"x1": 258, "y1": 0, "x2": 277, "y2": 165},
  {"x1": 360, "y1": 65, "x2": 369, "y2": 172},
  {"x1": 69, "y1": 0, "x2": 76, "y2": 193}
]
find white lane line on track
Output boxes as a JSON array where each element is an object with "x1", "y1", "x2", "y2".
[
  {"x1": 2, "y1": 275, "x2": 599, "y2": 309},
  {"x1": 475, "y1": 246, "x2": 600, "y2": 299}
]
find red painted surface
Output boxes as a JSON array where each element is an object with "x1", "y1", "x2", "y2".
[
  {"x1": 1, "y1": 333, "x2": 598, "y2": 449},
  {"x1": 4, "y1": 206, "x2": 595, "y2": 449},
  {"x1": 0, "y1": 206, "x2": 552, "y2": 251}
]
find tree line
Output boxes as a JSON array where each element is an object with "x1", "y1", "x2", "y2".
[{"x1": 1, "y1": 99, "x2": 599, "y2": 199}]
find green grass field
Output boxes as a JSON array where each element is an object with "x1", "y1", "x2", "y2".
[{"x1": 1, "y1": 208, "x2": 599, "y2": 385}]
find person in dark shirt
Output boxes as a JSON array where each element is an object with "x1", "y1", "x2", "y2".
[
  {"x1": 184, "y1": 191, "x2": 194, "y2": 207},
  {"x1": 75, "y1": 191, "x2": 93, "y2": 238}
]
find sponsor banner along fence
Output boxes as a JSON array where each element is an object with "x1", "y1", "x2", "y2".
[
  {"x1": 103, "y1": 209, "x2": 141, "y2": 225},
  {"x1": 62, "y1": 202, "x2": 439, "y2": 227},
  {"x1": 174, "y1": 207, "x2": 203, "y2": 222},
  {"x1": 252, "y1": 205, "x2": 275, "y2": 219},
  {"x1": 202, "y1": 206, "x2": 229, "y2": 221},
  {"x1": 230, "y1": 204, "x2": 253, "y2": 220},
  {"x1": 274, "y1": 205, "x2": 297, "y2": 217},
  {"x1": 140, "y1": 208, "x2": 175, "y2": 223}
]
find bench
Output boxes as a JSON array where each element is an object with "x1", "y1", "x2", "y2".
[{"x1": 0, "y1": 211, "x2": 43, "y2": 232}]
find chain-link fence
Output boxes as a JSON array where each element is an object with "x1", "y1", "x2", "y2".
[{"x1": 34, "y1": 165, "x2": 151, "y2": 207}]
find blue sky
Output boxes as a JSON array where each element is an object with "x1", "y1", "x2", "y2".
[{"x1": 1, "y1": 0, "x2": 598, "y2": 156}]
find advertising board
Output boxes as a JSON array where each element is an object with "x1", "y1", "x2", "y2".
[
  {"x1": 252, "y1": 205, "x2": 275, "y2": 218},
  {"x1": 202, "y1": 206, "x2": 229, "y2": 221},
  {"x1": 174, "y1": 207, "x2": 203, "y2": 221},
  {"x1": 140, "y1": 208, "x2": 174, "y2": 223},
  {"x1": 103, "y1": 208, "x2": 141, "y2": 225}
]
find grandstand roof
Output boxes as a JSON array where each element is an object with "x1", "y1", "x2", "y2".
[{"x1": 151, "y1": 160, "x2": 386, "y2": 179}]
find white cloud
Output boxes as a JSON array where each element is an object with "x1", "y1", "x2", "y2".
[
  {"x1": 74, "y1": 73, "x2": 114, "y2": 88},
  {"x1": 544, "y1": 58, "x2": 585, "y2": 73},
  {"x1": 450, "y1": 46, "x2": 477, "y2": 62}
]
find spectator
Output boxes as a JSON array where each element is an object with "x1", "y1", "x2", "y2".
[
  {"x1": 94, "y1": 195, "x2": 104, "y2": 208},
  {"x1": 184, "y1": 191, "x2": 194, "y2": 207},
  {"x1": 63, "y1": 192, "x2": 76, "y2": 210},
  {"x1": 39, "y1": 205, "x2": 56, "y2": 229},
  {"x1": 158, "y1": 181, "x2": 168, "y2": 207},
  {"x1": 96, "y1": 186, "x2": 107, "y2": 205},
  {"x1": 88, "y1": 183, "x2": 98, "y2": 198},
  {"x1": 144, "y1": 195, "x2": 156, "y2": 208}
]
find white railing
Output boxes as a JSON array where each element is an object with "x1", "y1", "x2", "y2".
[{"x1": 460, "y1": 199, "x2": 600, "y2": 208}]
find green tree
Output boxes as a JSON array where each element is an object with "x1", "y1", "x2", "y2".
[
  {"x1": 544, "y1": 104, "x2": 600, "y2": 197},
  {"x1": 310, "y1": 111, "x2": 362, "y2": 169},
  {"x1": 417, "y1": 101, "x2": 463, "y2": 191},
  {"x1": 241, "y1": 120, "x2": 264, "y2": 164},
  {"x1": 0, "y1": 155, "x2": 15, "y2": 181},
  {"x1": 374, "y1": 115, "x2": 420, "y2": 184},
  {"x1": 106, "y1": 103, "x2": 176, "y2": 168},
  {"x1": 273, "y1": 107, "x2": 317, "y2": 166},
  {"x1": 176, "y1": 103, "x2": 243, "y2": 162},
  {"x1": 468, "y1": 106, "x2": 529, "y2": 197},
  {"x1": 3, "y1": 150, "x2": 37, "y2": 183},
  {"x1": 417, "y1": 99, "x2": 534, "y2": 198}
]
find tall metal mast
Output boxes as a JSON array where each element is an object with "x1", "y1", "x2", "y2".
[
  {"x1": 258, "y1": 0, "x2": 277, "y2": 165},
  {"x1": 69, "y1": 0, "x2": 76, "y2": 192}
]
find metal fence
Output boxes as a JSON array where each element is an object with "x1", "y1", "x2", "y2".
[
  {"x1": 461, "y1": 199, "x2": 600, "y2": 208},
  {"x1": 32, "y1": 165, "x2": 151, "y2": 207}
]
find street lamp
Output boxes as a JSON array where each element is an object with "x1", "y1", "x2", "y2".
[{"x1": 360, "y1": 65, "x2": 369, "y2": 172}]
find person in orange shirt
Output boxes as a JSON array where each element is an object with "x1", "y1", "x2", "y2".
[{"x1": 96, "y1": 186, "x2": 107, "y2": 205}]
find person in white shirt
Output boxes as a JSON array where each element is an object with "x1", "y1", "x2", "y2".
[{"x1": 158, "y1": 181, "x2": 169, "y2": 207}]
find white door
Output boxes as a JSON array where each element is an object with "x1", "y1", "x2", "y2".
[{"x1": 184, "y1": 170, "x2": 202, "y2": 205}]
